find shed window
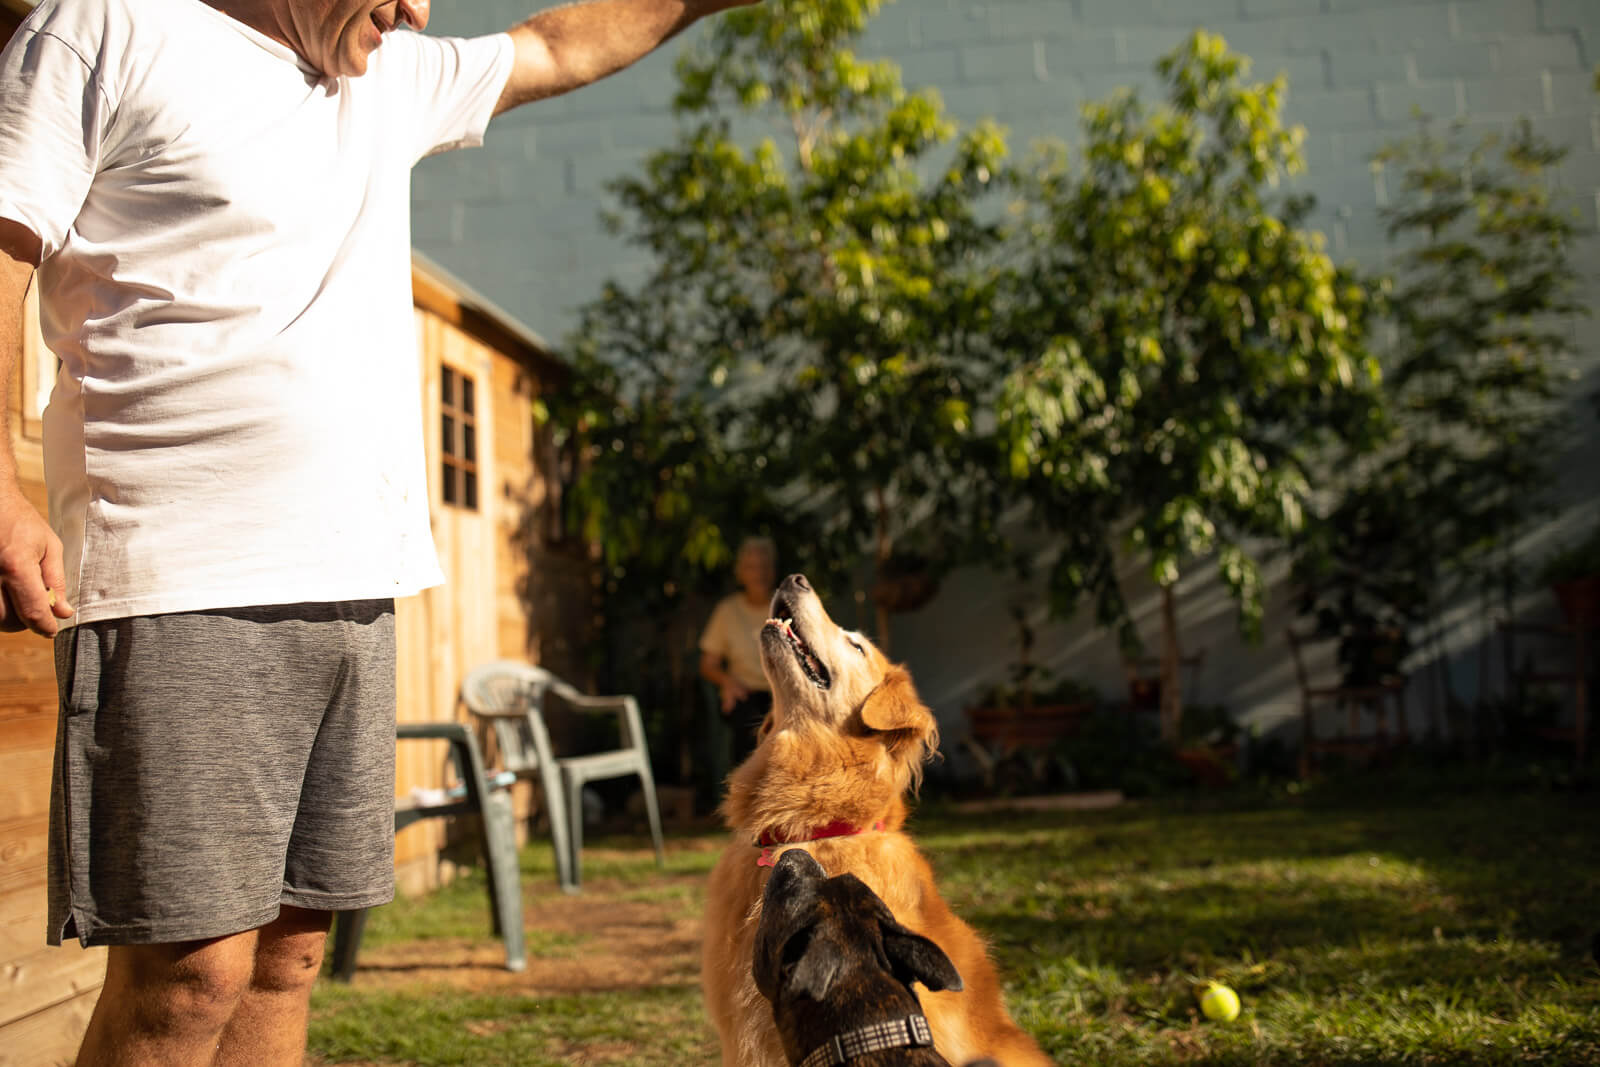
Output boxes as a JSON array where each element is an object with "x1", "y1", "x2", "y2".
[{"x1": 440, "y1": 366, "x2": 479, "y2": 510}]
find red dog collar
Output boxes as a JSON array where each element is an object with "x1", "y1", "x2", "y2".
[{"x1": 755, "y1": 820, "x2": 883, "y2": 867}]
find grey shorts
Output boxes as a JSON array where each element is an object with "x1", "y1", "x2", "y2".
[{"x1": 49, "y1": 600, "x2": 398, "y2": 947}]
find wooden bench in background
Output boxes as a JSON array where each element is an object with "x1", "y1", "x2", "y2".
[
  {"x1": 964, "y1": 703, "x2": 1092, "y2": 789},
  {"x1": 1498, "y1": 618, "x2": 1591, "y2": 763}
]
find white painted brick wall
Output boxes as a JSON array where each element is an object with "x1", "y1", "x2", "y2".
[
  {"x1": 409, "y1": 0, "x2": 1600, "y2": 730},
  {"x1": 415, "y1": 0, "x2": 1597, "y2": 343}
]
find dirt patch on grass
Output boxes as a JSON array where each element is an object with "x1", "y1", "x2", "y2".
[{"x1": 340, "y1": 872, "x2": 708, "y2": 995}]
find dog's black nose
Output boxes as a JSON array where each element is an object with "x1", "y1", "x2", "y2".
[{"x1": 782, "y1": 573, "x2": 811, "y2": 594}]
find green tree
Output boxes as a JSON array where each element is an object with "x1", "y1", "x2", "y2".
[
  {"x1": 999, "y1": 31, "x2": 1383, "y2": 744},
  {"x1": 554, "y1": 0, "x2": 1012, "y2": 654},
  {"x1": 1315, "y1": 119, "x2": 1583, "y2": 741}
]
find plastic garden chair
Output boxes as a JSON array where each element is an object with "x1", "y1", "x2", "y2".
[
  {"x1": 461, "y1": 660, "x2": 666, "y2": 892},
  {"x1": 329, "y1": 721, "x2": 525, "y2": 980}
]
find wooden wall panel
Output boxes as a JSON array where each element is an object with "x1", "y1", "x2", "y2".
[
  {"x1": 0, "y1": 268, "x2": 104, "y2": 1062},
  {"x1": 0, "y1": 713, "x2": 53, "y2": 822},
  {"x1": 0, "y1": 814, "x2": 44, "y2": 899},
  {"x1": 0, "y1": 988, "x2": 98, "y2": 1067},
  {"x1": 491, "y1": 356, "x2": 535, "y2": 660},
  {"x1": 393, "y1": 304, "x2": 528, "y2": 892},
  {"x1": 0, "y1": 943, "x2": 106, "y2": 1031},
  {"x1": 0, "y1": 882, "x2": 44, "y2": 965}
]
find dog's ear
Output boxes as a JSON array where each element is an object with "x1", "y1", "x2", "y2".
[
  {"x1": 787, "y1": 938, "x2": 847, "y2": 1002},
  {"x1": 860, "y1": 668, "x2": 934, "y2": 737},
  {"x1": 881, "y1": 922, "x2": 964, "y2": 994}
]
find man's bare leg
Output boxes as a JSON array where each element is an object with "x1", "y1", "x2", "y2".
[
  {"x1": 75, "y1": 929, "x2": 259, "y2": 1067},
  {"x1": 214, "y1": 906, "x2": 333, "y2": 1067}
]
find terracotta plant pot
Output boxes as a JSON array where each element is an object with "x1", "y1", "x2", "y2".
[
  {"x1": 1552, "y1": 575, "x2": 1600, "y2": 627},
  {"x1": 1175, "y1": 743, "x2": 1238, "y2": 788},
  {"x1": 1127, "y1": 677, "x2": 1160, "y2": 711},
  {"x1": 871, "y1": 571, "x2": 939, "y2": 614}
]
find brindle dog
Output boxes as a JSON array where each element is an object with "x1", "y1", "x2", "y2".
[{"x1": 754, "y1": 849, "x2": 999, "y2": 1067}]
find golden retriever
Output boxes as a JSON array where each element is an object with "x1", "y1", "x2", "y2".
[{"x1": 701, "y1": 574, "x2": 1054, "y2": 1067}]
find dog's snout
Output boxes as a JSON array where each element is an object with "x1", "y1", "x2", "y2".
[{"x1": 782, "y1": 573, "x2": 811, "y2": 594}]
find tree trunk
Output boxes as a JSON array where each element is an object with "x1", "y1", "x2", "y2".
[
  {"x1": 873, "y1": 486, "x2": 892, "y2": 656},
  {"x1": 1159, "y1": 582, "x2": 1183, "y2": 745}
]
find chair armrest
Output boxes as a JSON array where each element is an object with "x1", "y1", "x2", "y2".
[
  {"x1": 546, "y1": 684, "x2": 649, "y2": 751},
  {"x1": 462, "y1": 705, "x2": 534, "y2": 720},
  {"x1": 545, "y1": 679, "x2": 629, "y2": 711},
  {"x1": 398, "y1": 722, "x2": 471, "y2": 742},
  {"x1": 396, "y1": 722, "x2": 496, "y2": 811}
]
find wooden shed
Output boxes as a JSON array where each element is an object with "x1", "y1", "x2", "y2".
[{"x1": 0, "y1": 145, "x2": 582, "y2": 1060}]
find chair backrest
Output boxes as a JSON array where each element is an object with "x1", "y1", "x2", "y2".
[
  {"x1": 460, "y1": 660, "x2": 554, "y2": 714},
  {"x1": 459, "y1": 660, "x2": 651, "y2": 773},
  {"x1": 460, "y1": 660, "x2": 557, "y2": 776}
]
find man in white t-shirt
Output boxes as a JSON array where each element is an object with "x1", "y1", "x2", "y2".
[{"x1": 0, "y1": 0, "x2": 753, "y2": 1062}]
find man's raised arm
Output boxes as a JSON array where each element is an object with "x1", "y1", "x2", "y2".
[
  {"x1": 0, "y1": 218, "x2": 72, "y2": 636},
  {"x1": 494, "y1": 0, "x2": 758, "y2": 115}
]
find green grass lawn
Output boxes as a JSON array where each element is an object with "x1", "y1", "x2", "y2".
[{"x1": 309, "y1": 775, "x2": 1600, "y2": 1065}]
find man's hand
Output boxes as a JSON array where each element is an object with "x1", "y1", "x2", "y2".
[
  {"x1": 0, "y1": 488, "x2": 72, "y2": 636},
  {"x1": 0, "y1": 219, "x2": 66, "y2": 637},
  {"x1": 496, "y1": 0, "x2": 763, "y2": 115},
  {"x1": 719, "y1": 678, "x2": 751, "y2": 713}
]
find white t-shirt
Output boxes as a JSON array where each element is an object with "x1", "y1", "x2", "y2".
[
  {"x1": 0, "y1": 0, "x2": 514, "y2": 624},
  {"x1": 700, "y1": 594, "x2": 773, "y2": 693}
]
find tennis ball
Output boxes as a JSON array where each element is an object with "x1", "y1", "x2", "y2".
[{"x1": 1200, "y1": 982, "x2": 1240, "y2": 1022}]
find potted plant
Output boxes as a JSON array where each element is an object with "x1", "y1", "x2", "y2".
[
  {"x1": 1537, "y1": 522, "x2": 1600, "y2": 626},
  {"x1": 963, "y1": 607, "x2": 1101, "y2": 792},
  {"x1": 1173, "y1": 702, "x2": 1240, "y2": 788},
  {"x1": 869, "y1": 551, "x2": 941, "y2": 615}
]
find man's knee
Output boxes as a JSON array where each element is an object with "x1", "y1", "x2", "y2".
[
  {"x1": 111, "y1": 934, "x2": 258, "y2": 1033},
  {"x1": 251, "y1": 906, "x2": 332, "y2": 994}
]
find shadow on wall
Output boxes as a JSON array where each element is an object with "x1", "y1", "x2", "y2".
[{"x1": 892, "y1": 466, "x2": 1598, "y2": 755}]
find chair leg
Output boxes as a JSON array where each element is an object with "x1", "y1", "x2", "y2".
[
  {"x1": 328, "y1": 909, "x2": 368, "y2": 983},
  {"x1": 964, "y1": 738, "x2": 998, "y2": 791},
  {"x1": 635, "y1": 760, "x2": 666, "y2": 869},
  {"x1": 539, "y1": 763, "x2": 576, "y2": 893},
  {"x1": 565, "y1": 771, "x2": 586, "y2": 893},
  {"x1": 480, "y1": 790, "x2": 527, "y2": 972}
]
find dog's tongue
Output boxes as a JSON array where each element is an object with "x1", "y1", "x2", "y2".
[{"x1": 771, "y1": 617, "x2": 808, "y2": 653}]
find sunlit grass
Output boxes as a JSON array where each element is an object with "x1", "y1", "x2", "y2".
[{"x1": 312, "y1": 775, "x2": 1600, "y2": 1065}]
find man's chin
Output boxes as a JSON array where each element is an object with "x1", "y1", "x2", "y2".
[
  {"x1": 338, "y1": 47, "x2": 375, "y2": 77},
  {"x1": 317, "y1": 33, "x2": 380, "y2": 78}
]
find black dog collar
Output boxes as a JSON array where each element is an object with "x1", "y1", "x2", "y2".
[{"x1": 797, "y1": 1013, "x2": 935, "y2": 1067}]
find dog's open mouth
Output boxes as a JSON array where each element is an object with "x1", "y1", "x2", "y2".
[{"x1": 766, "y1": 598, "x2": 831, "y2": 690}]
